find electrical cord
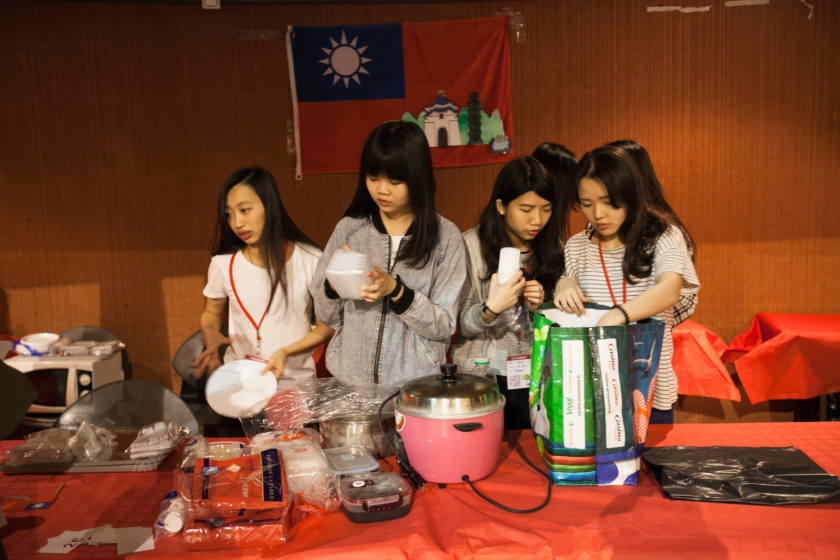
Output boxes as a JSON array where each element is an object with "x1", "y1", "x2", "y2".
[
  {"x1": 379, "y1": 391, "x2": 427, "y2": 491},
  {"x1": 461, "y1": 430, "x2": 553, "y2": 513}
]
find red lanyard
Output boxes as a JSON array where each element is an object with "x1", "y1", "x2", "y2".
[
  {"x1": 598, "y1": 237, "x2": 626, "y2": 306},
  {"x1": 229, "y1": 241, "x2": 287, "y2": 353}
]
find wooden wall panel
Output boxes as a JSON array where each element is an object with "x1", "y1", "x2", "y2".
[
  {"x1": 1, "y1": 0, "x2": 838, "y2": 421},
  {"x1": 161, "y1": 275, "x2": 207, "y2": 392}
]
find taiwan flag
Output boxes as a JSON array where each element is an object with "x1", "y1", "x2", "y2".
[{"x1": 286, "y1": 16, "x2": 513, "y2": 176}]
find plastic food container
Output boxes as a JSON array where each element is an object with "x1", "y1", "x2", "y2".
[
  {"x1": 324, "y1": 249, "x2": 374, "y2": 299},
  {"x1": 338, "y1": 472, "x2": 412, "y2": 524},
  {"x1": 323, "y1": 446, "x2": 380, "y2": 477}
]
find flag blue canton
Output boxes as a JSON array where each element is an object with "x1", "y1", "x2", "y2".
[{"x1": 291, "y1": 24, "x2": 405, "y2": 103}]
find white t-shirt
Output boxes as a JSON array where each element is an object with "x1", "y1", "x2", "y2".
[
  {"x1": 563, "y1": 226, "x2": 700, "y2": 410},
  {"x1": 389, "y1": 236, "x2": 404, "y2": 268},
  {"x1": 203, "y1": 243, "x2": 322, "y2": 383}
]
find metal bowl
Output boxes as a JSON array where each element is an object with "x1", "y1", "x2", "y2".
[{"x1": 318, "y1": 413, "x2": 395, "y2": 459}]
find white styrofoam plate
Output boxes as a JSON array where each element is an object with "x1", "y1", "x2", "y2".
[{"x1": 205, "y1": 359, "x2": 278, "y2": 418}]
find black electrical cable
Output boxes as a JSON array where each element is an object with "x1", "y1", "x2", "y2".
[
  {"x1": 378, "y1": 391, "x2": 402, "y2": 459},
  {"x1": 379, "y1": 391, "x2": 427, "y2": 491},
  {"x1": 461, "y1": 430, "x2": 553, "y2": 514}
]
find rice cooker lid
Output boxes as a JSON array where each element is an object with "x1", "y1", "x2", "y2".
[{"x1": 396, "y1": 364, "x2": 505, "y2": 419}]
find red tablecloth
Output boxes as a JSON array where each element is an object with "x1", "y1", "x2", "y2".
[
  {"x1": 672, "y1": 319, "x2": 740, "y2": 401},
  {"x1": 722, "y1": 313, "x2": 840, "y2": 403},
  {"x1": 2, "y1": 425, "x2": 839, "y2": 559}
]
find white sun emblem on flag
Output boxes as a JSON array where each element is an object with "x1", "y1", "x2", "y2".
[{"x1": 319, "y1": 31, "x2": 371, "y2": 88}]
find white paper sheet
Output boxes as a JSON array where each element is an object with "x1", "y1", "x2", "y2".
[
  {"x1": 540, "y1": 307, "x2": 610, "y2": 328},
  {"x1": 88, "y1": 525, "x2": 117, "y2": 545},
  {"x1": 37, "y1": 526, "x2": 107, "y2": 554},
  {"x1": 647, "y1": 5, "x2": 711, "y2": 12},
  {"x1": 115, "y1": 527, "x2": 155, "y2": 555},
  {"x1": 725, "y1": 0, "x2": 770, "y2": 6}
]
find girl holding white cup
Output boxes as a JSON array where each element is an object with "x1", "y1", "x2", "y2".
[{"x1": 452, "y1": 157, "x2": 566, "y2": 414}]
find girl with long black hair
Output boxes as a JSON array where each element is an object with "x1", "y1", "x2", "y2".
[
  {"x1": 452, "y1": 156, "x2": 565, "y2": 426},
  {"x1": 606, "y1": 140, "x2": 697, "y2": 324},
  {"x1": 195, "y1": 167, "x2": 333, "y2": 384},
  {"x1": 309, "y1": 121, "x2": 466, "y2": 385},
  {"x1": 532, "y1": 142, "x2": 577, "y2": 240},
  {"x1": 554, "y1": 145, "x2": 700, "y2": 423}
]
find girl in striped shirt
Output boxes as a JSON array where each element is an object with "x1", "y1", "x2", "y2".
[{"x1": 554, "y1": 145, "x2": 700, "y2": 423}]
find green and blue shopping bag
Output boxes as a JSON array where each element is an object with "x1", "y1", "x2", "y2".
[{"x1": 529, "y1": 303, "x2": 665, "y2": 485}]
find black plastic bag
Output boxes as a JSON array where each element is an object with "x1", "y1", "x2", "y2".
[{"x1": 643, "y1": 446, "x2": 840, "y2": 506}]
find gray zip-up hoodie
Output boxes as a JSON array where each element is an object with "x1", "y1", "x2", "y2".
[{"x1": 309, "y1": 213, "x2": 467, "y2": 386}]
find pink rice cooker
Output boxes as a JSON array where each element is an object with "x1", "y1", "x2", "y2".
[{"x1": 394, "y1": 364, "x2": 505, "y2": 484}]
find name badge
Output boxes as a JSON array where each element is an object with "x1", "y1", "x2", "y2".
[{"x1": 505, "y1": 354, "x2": 531, "y2": 390}]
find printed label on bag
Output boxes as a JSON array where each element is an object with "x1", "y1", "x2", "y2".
[
  {"x1": 506, "y1": 355, "x2": 531, "y2": 390},
  {"x1": 260, "y1": 449, "x2": 284, "y2": 503},
  {"x1": 597, "y1": 338, "x2": 625, "y2": 449},
  {"x1": 561, "y1": 340, "x2": 586, "y2": 449}
]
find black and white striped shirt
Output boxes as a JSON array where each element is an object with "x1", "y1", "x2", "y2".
[{"x1": 563, "y1": 225, "x2": 700, "y2": 409}]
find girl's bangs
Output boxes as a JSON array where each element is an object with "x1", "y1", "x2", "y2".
[
  {"x1": 531, "y1": 178, "x2": 557, "y2": 206},
  {"x1": 362, "y1": 142, "x2": 408, "y2": 183}
]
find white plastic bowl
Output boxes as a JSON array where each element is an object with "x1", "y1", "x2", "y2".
[
  {"x1": 19, "y1": 332, "x2": 60, "y2": 355},
  {"x1": 325, "y1": 250, "x2": 374, "y2": 299}
]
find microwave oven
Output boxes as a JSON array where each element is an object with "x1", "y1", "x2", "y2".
[{"x1": 5, "y1": 352, "x2": 124, "y2": 414}]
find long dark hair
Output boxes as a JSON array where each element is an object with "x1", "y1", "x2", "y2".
[
  {"x1": 532, "y1": 142, "x2": 577, "y2": 239},
  {"x1": 476, "y1": 156, "x2": 565, "y2": 298},
  {"x1": 573, "y1": 146, "x2": 675, "y2": 283},
  {"x1": 344, "y1": 121, "x2": 439, "y2": 268},
  {"x1": 211, "y1": 167, "x2": 318, "y2": 307},
  {"x1": 607, "y1": 140, "x2": 696, "y2": 261}
]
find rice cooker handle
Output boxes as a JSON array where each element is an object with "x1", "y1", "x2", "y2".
[
  {"x1": 362, "y1": 495, "x2": 403, "y2": 512},
  {"x1": 453, "y1": 422, "x2": 483, "y2": 432}
]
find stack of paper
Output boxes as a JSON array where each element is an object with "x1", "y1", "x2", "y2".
[{"x1": 38, "y1": 525, "x2": 154, "y2": 555}]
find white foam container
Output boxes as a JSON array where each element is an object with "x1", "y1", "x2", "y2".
[{"x1": 325, "y1": 250, "x2": 374, "y2": 299}]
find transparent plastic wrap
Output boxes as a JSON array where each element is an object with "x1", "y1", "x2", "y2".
[
  {"x1": 175, "y1": 438, "x2": 247, "y2": 512},
  {"x1": 91, "y1": 340, "x2": 125, "y2": 359},
  {"x1": 3, "y1": 428, "x2": 75, "y2": 465},
  {"x1": 47, "y1": 336, "x2": 72, "y2": 356},
  {"x1": 191, "y1": 450, "x2": 288, "y2": 513},
  {"x1": 183, "y1": 506, "x2": 295, "y2": 551},
  {"x1": 61, "y1": 340, "x2": 97, "y2": 356},
  {"x1": 153, "y1": 490, "x2": 189, "y2": 541},
  {"x1": 68, "y1": 419, "x2": 117, "y2": 462},
  {"x1": 180, "y1": 437, "x2": 211, "y2": 469},
  {"x1": 241, "y1": 378, "x2": 398, "y2": 436},
  {"x1": 125, "y1": 421, "x2": 188, "y2": 460},
  {"x1": 249, "y1": 431, "x2": 338, "y2": 514}
]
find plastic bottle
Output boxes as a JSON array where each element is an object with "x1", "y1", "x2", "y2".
[
  {"x1": 470, "y1": 358, "x2": 497, "y2": 385},
  {"x1": 153, "y1": 490, "x2": 189, "y2": 541}
]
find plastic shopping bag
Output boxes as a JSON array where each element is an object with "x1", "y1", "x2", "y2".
[{"x1": 529, "y1": 303, "x2": 664, "y2": 486}]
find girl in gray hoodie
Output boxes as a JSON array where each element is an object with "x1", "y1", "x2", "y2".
[{"x1": 309, "y1": 122, "x2": 466, "y2": 387}]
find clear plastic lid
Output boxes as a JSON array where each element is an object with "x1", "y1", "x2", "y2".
[
  {"x1": 323, "y1": 446, "x2": 380, "y2": 475},
  {"x1": 337, "y1": 472, "x2": 411, "y2": 505}
]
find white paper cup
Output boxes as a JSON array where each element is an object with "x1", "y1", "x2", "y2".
[{"x1": 498, "y1": 247, "x2": 521, "y2": 284}]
